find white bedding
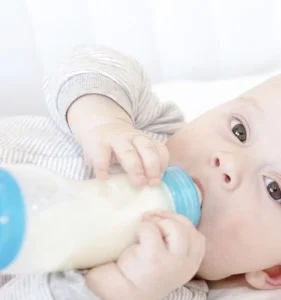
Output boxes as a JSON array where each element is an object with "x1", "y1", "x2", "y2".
[
  {"x1": 154, "y1": 70, "x2": 281, "y2": 299},
  {"x1": 208, "y1": 285, "x2": 281, "y2": 300}
]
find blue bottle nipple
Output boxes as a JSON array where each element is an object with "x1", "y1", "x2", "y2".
[{"x1": 162, "y1": 166, "x2": 201, "y2": 226}]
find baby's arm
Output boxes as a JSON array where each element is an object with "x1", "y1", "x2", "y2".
[
  {"x1": 44, "y1": 44, "x2": 185, "y2": 140},
  {"x1": 85, "y1": 262, "x2": 146, "y2": 300},
  {"x1": 44, "y1": 44, "x2": 185, "y2": 185}
]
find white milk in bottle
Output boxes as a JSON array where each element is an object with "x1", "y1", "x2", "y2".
[{"x1": 0, "y1": 164, "x2": 201, "y2": 274}]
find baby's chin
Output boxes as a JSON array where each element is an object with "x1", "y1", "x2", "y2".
[
  {"x1": 196, "y1": 268, "x2": 229, "y2": 282},
  {"x1": 206, "y1": 274, "x2": 248, "y2": 289},
  {"x1": 195, "y1": 250, "x2": 236, "y2": 281}
]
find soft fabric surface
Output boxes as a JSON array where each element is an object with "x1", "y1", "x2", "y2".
[{"x1": 208, "y1": 286, "x2": 281, "y2": 300}]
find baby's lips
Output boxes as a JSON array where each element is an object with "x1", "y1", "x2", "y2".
[
  {"x1": 191, "y1": 177, "x2": 203, "y2": 206},
  {"x1": 195, "y1": 185, "x2": 203, "y2": 206}
]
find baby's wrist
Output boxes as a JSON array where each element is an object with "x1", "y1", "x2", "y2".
[
  {"x1": 67, "y1": 94, "x2": 132, "y2": 134},
  {"x1": 85, "y1": 263, "x2": 149, "y2": 300},
  {"x1": 116, "y1": 264, "x2": 164, "y2": 300}
]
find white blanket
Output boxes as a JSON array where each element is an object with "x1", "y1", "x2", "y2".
[{"x1": 208, "y1": 286, "x2": 281, "y2": 300}]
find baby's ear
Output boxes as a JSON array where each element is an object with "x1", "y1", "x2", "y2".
[{"x1": 245, "y1": 265, "x2": 281, "y2": 290}]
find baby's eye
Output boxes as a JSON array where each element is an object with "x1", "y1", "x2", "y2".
[
  {"x1": 264, "y1": 177, "x2": 281, "y2": 201},
  {"x1": 231, "y1": 118, "x2": 247, "y2": 143}
]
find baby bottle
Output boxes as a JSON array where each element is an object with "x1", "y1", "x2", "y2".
[{"x1": 0, "y1": 164, "x2": 201, "y2": 274}]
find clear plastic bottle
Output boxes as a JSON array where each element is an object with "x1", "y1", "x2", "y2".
[{"x1": 0, "y1": 164, "x2": 201, "y2": 274}]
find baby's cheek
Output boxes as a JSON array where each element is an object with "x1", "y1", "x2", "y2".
[
  {"x1": 197, "y1": 206, "x2": 261, "y2": 279},
  {"x1": 218, "y1": 211, "x2": 270, "y2": 264},
  {"x1": 208, "y1": 210, "x2": 253, "y2": 254},
  {"x1": 214, "y1": 212, "x2": 245, "y2": 241}
]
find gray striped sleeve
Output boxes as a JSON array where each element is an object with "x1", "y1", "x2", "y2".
[
  {"x1": 0, "y1": 272, "x2": 99, "y2": 300},
  {"x1": 0, "y1": 273, "x2": 207, "y2": 300},
  {"x1": 163, "y1": 281, "x2": 208, "y2": 300},
  {"x1": 44, "y1": 45, "x2": 185, "y2": 138}
]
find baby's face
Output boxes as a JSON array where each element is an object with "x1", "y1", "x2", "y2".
[{"x1": 167, "y1": 74, "x2": 281, "y2": 281}]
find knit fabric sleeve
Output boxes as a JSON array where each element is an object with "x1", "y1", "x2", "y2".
[{"x1": 44, "y1": 44, "x2": 184, "y2": 142}]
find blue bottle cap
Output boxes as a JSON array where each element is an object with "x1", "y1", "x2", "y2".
[
  {"x1": 162, "y1": 166, "x2": 201, "y2": 226},
  {"x1": 0, "y1": 168, "x2": 25, "y2": 270}
]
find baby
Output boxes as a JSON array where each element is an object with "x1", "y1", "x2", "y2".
[{"x1": 0, "y1": 44, "x2": 281, "y2": 299}]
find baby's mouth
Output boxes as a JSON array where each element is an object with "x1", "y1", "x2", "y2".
[{"x1": 192, "y1": 177, "x2": 204, "y2": 207}]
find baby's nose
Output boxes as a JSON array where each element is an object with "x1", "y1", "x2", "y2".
[{"x1": 210, "y1": 152, "x2": 241, "y2": 190}]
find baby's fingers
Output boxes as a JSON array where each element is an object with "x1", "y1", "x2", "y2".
[
  {"x1": 112, "y1": 139, "x2": 147, "y2": 187},
  {"x1": 154, "y1": 140, "x2": 170, "y2": 173},
  {"x1": 132, "y1": 136, "x2": 163, "y2": 186},
  {"x1": 144, "y1": 210, "x2": 204, "y2": 256},
  {"x1": 145, "y1": 210, "x2": 193, "y2": 228},
  {"x1": 153, "y1": 218, "x2": 190, "y2": 254},
  {"x1": 84, "y1": 142, "x2": 111, "y2": 180},
  {"x1": 138, "y1": 221, "x2": 166, "y2": 252}
]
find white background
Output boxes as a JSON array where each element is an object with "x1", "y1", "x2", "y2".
[{"x1": 0, "y1": 0, "x2": 281, "y2": 116}]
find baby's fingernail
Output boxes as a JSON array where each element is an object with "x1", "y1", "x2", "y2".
[
  {"x1": 139, "y1": 175, "x2": 148, "y2": 184},
  {"x1": 150, "y1": 216, "x2": 163, "y2": 222},
  {"x1": 137, "y1": 175, "x2": 148, "y2": 185},
  {"x1": 149, "y1": 177, "x2": 161, "y2": 186},
  {"x1": 143, "y1": 214, "x2": 163, "y2": 222},
  {"x1": 132, "y1": 175, "x2": 148, "y2": 188},
  {"x1": 143, "y1": 209, "x2": 166, "y2": 217},
  {"x1": 97, "y1": 171, "x2": 108, "y2": 180}
]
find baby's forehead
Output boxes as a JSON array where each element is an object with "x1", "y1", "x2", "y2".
[
  {"x1": 234, "y1": 95, "x2": 280, "y2": 126},
  {"x1": 241, "y1": 74, "x2": 281, "y2": 111}
]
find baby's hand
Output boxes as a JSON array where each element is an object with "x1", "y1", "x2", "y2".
[
  {"x1": 79, "y1": 118, "x2": 169, "y2": 187},
  {"x1": 116, "y1": 210, "x2": 206, "y2": 299}
]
